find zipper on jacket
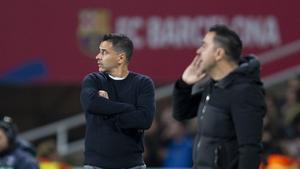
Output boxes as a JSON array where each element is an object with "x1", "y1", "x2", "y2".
[
  {"x1": 214, "y1": 146, "x2": 219, "y2": 166},
  {"x1": 200, "y1": 95, "x2": 210, "y2": 119},
  {"x1": 195, "y1": 137, "x2": 202, "y2": 166},
  {"x1": 196, "y1": 94, "x2": 210, "y2": 165},
  {"x1": 196, "y1": 84, "x2": 212, "y2": 167},
  {"x1": 197, "y1": 139, "x2": 201, "y2": 149}
]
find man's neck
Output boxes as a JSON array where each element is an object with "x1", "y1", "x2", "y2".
[
  {"x1": 210, "y1": 61, "x2": 238, "y2": 81},
  {"x1": 109, "y1": 66, "x2": 129, "y2": 78}
]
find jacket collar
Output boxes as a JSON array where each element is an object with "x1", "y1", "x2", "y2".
[
  {"x1": 211, "y1": 55, "x2": 262, "y2": 89},
  {"x1": 211, "y1": 73, "x2": 237, "y2": 89}
]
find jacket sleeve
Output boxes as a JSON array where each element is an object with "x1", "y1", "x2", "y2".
[
  {"x1": 22, "y1": 159, "x2": 40, "y2": 169},
  {"x1": 230, "y1": 84, "x2": 266, "y2": 169},
  {"x1": 117, "y1": 77, "x2": 155, "y2": 129},
  {"x1": 80, "y1": 74, "x2": 135, "y2": 115},
  {"x1": 172, "y1": 78, "x2": 203, "y2": 121},
  {"x1": 17, "y1": 152, "x2": 40, "y2": 169}
]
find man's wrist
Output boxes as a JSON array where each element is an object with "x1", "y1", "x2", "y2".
[{"x1": 176, "y1": 78, "x2": 194, "y2": 88}]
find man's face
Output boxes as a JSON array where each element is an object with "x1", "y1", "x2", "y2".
[
  {"x1": 196, "y1": 32, "x2": 218, "y2": 74},
  {"x1": 96, "y1": 41, "x2": 121, "y2": 72},
  {"x1": 0, "y1": 128, "x2": 9, "y2": 152}
]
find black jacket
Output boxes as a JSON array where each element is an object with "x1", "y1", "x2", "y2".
[{"x1": 173, "y1": 56, "x2": 266, "y2": 169}]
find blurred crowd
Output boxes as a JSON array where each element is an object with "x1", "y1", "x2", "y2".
[{"x1": 260, "y1": 76, "x2": 300, "y2": 169}]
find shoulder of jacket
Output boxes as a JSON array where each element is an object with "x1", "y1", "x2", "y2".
[
  {"x1": 130, "y1": 72, "x2": 153, "y2": 82},
  {"x1": 232, "y1": 81, "x2": 262, "y2": 90},
  {"x1": 230, "y1": 82, "x2": 264, "y2": 99},
  {"x1": 16, "y1": 150, "x2": 38, "y2": 166},
  {"x1": 84, "y1": 72, "x2": 108, "y2": 81}
]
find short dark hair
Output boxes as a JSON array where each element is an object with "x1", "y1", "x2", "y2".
[
  {"x1": 101, "y1": 33, "x2": 134, "y2": 62},
  {"x1": 209, "y1": 25, "x2": 242, "y2": 63}
]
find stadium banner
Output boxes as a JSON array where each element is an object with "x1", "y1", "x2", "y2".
[{"x1": 0, "y1": 0, "x2": 299, "y2": 85}]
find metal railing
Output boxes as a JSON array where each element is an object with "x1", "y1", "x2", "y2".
[{"x1": 20, "y1": 113, "x2": 85, "y2": 156}]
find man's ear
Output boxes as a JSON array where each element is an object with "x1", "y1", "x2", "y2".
[
  {"x1": 118, "y1": 53, "x2": 127, "y2": 64},
  {"x1": 215, "y1": 48, "x2": 225, "y2": 61}
]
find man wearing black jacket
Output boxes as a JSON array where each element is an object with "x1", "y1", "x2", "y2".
[
  {"x1": 173, "y1": 25, "x2": 266, "y2": 169},
  {"x1": 80, "y1": 34, "x2": 155, "y2": 169}
]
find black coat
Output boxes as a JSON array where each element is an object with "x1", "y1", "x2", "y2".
[{"x1": 173, "y1": 56, "x2": 266, "y2": 169}]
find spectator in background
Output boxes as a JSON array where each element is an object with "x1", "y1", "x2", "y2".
[
  {"x1": 281, "y1": 77, "x2": 300, "y2": 127},
  {"x1": 262, "y1": 94, "x2": 284, "y2": 155},
  {"x1": 144, "y1": 119, "x2": 164, "y2": 167},
  {"x1": 279, "y1": 86, "x2": 300, "y2": 157},
  {"x1": 281, "y1": 79, "x2": 300, "y2": 137},
  {"x1": 37, "y1": 139, "x2": 71, "y2": 169},
  {"x1": 161, "y1": 107, "x2": 193, "y2": 168},
  {"x1": 0, "y1": 115, "x2": 39, "y2": 169}
]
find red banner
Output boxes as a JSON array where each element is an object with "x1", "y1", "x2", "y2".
[{"x1": 0, "y1": 1, "x2": 299, "y2": 85}]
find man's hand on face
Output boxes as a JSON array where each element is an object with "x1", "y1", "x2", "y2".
[{"x1": 182, "y1": 55, "x2": 206, "y2": 85}]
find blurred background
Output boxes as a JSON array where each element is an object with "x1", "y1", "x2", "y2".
[{"x1": 1, "y1": 0, "x2": 300, "y2": 168}]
